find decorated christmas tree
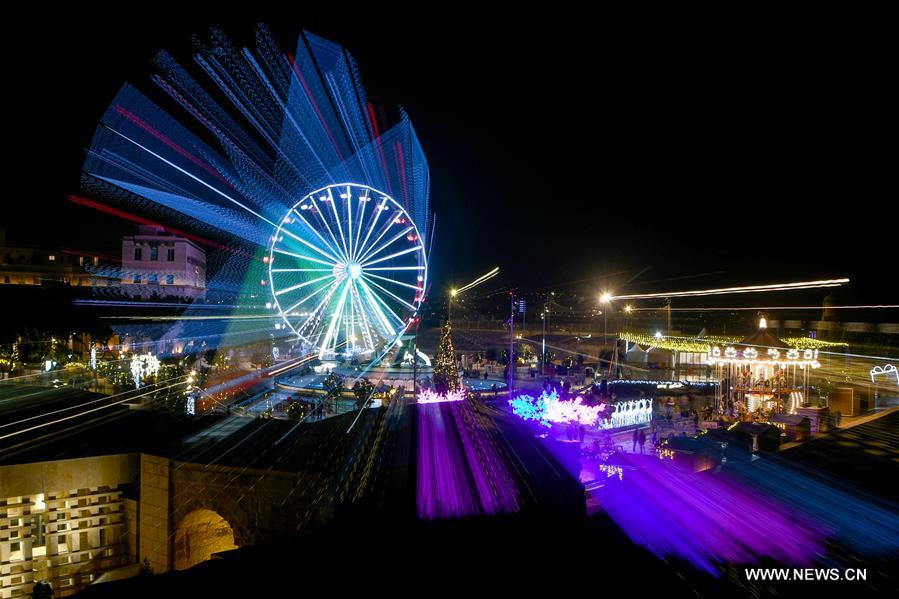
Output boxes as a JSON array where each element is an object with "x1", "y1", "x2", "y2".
[{"x1": 432, "y1": 320, "x2": 461, "y2": 394}]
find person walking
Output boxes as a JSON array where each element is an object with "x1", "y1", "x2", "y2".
[{"x1": 638, "y1": 428, "x2": 646, "y2": 454}]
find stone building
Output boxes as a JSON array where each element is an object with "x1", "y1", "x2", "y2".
[{"x1": 120, "y1": 226, "x2": 206, "y2": 300}]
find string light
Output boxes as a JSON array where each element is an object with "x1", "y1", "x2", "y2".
[{"x1": 619, "y1": 332, "x2": 847, "y2": 352}]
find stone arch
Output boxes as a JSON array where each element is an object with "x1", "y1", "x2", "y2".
[{"x1": 173, "y1": 508, "x2": 238, "y2": 570}]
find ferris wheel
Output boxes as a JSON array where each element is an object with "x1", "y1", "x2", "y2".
[{"x1": 268, "y1": 183, "x2": 427, "y2": 360}]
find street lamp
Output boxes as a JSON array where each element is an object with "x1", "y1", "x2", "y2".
[
  {"x1": 599, "y1": 291, "x2": 613, "y2": 345},
  {"x1": 623, "y1": 304, "x2": 633, "y2": 335},
  {"x1": 448, "y1": 288, "x2": 458, "y2": 321},
  {"x1": 599, "y1": 292, "x2": 614, "y2": 377},
  {"x1": 540, "y1": 309, "x2": 547, "y2": 373}
]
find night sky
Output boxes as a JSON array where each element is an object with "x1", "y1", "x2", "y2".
[{"x1": 6, "y1": 8, "x2": 894, "y2": 304}]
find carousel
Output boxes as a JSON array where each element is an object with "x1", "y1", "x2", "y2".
[{"x1": 708, "y1": 318, "x2": 820, "y2": 417}]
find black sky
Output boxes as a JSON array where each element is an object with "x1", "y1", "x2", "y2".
[{"x1": 5, "y1": 7, "x2": 895, "y2": 304}]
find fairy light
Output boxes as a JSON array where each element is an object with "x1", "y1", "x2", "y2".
[
  {"x1": 619, "y1": 332, "x2": 847, "y2": 352},
  {"x1": 417, "y1": 389, "x2": 466, "y2": 404}
]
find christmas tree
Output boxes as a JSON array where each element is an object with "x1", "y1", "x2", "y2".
[{"x1": 432, "y1": 320, "x2": 461, "y2": 394}]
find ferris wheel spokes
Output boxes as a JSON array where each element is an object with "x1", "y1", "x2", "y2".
[
  {"x1": 355, "y1": 198, "x2": 389, "y2": 264},
  {"x1": 272, "y1": 247, "x2": 337, "y2": 268},
  {"x1": 353, "y1": 209, "x2": 401, "y2": 264},
  {"x1": 278, "y1": 228, "x2": 342, "y2": 265},
  {"x1": 319, "y1": 279, "x2": 353, "y2": 357},
  {"x1": 362, "y1": 266, "x2": 426, "y2": 272},
  {"x1": 294, "y1": 281, "x2": 341, "y2": 338},
  {"x1": 307, "y1": 195, "x2": 350, "y2": 264},
  {"x1": 355, "y1": 225, "x2": 414, "y2": 266},
  {"x1": 357, "y1": 278, "x2": 401, "y2": 335},
  {"x1": 268, "y1": 183, "x2": 427, "y2": 358},
  {"x1": 282, "y1": 275, "x2": 341, "y2": 316},
  {"x1": 273, "y1": 273, "x2": 336, "y2": 297},
  {"x1": 352, "y1": 192, "x2": 369, "y2": 261},
  {"x1": 270, "y1": 268, "x2": 334, "y2": 273},
  {"x1": 360, "y1": 275, "x2": 418, "y2": 311},
  {"x1": 291, "y1": 207, "x2": 345, "y2": 264},
  {"x1": 360, "y1": 245, "x2": 422, "y2": 268},
  {"x1": 363, "y1": 271, "x2": 424, "y2": 292},
  {"x1": 326, "y1": 187, "x2": 352, "y2": 261}
]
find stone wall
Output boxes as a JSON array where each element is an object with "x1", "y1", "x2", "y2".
[{"x1": 137, "y1": 454, "x2": 171, "y2": 574}]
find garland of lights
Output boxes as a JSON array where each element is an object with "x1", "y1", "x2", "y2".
[
  {"x1": 781, "y1": 337, "x2": 847, "y2": 349},
  {"x1": 707, "y1": 346, "x2": 821, "y2": 368},
  {"x1": 619, "y1": 332, "x2": 739, "y2": 353},
  {"x1": 620, "y1": 331, "x2": 847, "y2": 354}
]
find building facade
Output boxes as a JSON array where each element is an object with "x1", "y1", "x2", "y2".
[
  {"x1": 0, "y1": 455, "x2": 138, "y2": 598},
  {"x1": 120, "y1": 226, "x2": 206, "y2": 300},
  {"x1": 0, "y1": 230, "x2": 112, "y2": 288}
]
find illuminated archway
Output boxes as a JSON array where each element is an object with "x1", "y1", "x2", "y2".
[{"x1": 173, "y1": 509, "x2": 237, "y2": 570}]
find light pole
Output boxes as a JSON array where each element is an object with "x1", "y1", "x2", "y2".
[
  {"x1": 599, "y1": 291, "x2": 612, "y2": 345},
  {"x1": 448, "y1": 288, "x2": 457, "y2": 322},
  {"x1": 600, "y1": 292, "x2": 613, "y2": 377},
  {"x1": 509, "y1": 292, "x2": 515, "y2": 394},
  {"x1": 541, "y1": 308, "x2": 546, "y2": 374}
]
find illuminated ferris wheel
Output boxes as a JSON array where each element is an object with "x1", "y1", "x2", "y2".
[{"x1": 268, "y1": 183, "x2": 427, "y2": 360}]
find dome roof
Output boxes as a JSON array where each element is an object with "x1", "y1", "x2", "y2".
[{"x1": 738, "y1": 328, "x2": 791, "y2": 350}]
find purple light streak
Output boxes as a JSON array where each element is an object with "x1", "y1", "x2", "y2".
[
  {"x1": 596, "y1": 453, "x2": 827, "y2": 575},
  {"x1": 416, "y1": 401, "x2": 520, "y2": 520}
]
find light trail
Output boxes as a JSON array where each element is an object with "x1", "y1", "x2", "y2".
[
  {"x1": 0, "y1": 378, "x2": 190, "y2": 442},
  {"x1": 265, "y1": 353, "x2": 318, "y2": 377},
  {"x1": 452, "y1": 266, "x2": 500, "y2": 297},
  {"x1": 101, "y1": 315, "x2": 276, "y2": 321},
  {"x1": 610, "y1": 278, "x2": 850, "y2": 300},
  {"x1": 0, "y1": 374, "x2": 190, "y2": 430},
  {"x1": 628, "y1": 304, "x2": 899, "y2": 311},
  {"x1": 73, "y1": 299, "x2": 241, "y2": 308}
]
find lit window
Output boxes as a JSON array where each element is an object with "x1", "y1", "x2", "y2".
[
  {"x1": 48, "y1": 255, "x2": 56, "y2": 261},
  {"x1": 133, "y1": 274, "x2": 141, "y2": 284},
  {"x1": 33, "y1": 513, "x2": 46, "y2": 548},
  {"x1": 166, "y1": 275, "x2": 174, "y2": 285}
]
